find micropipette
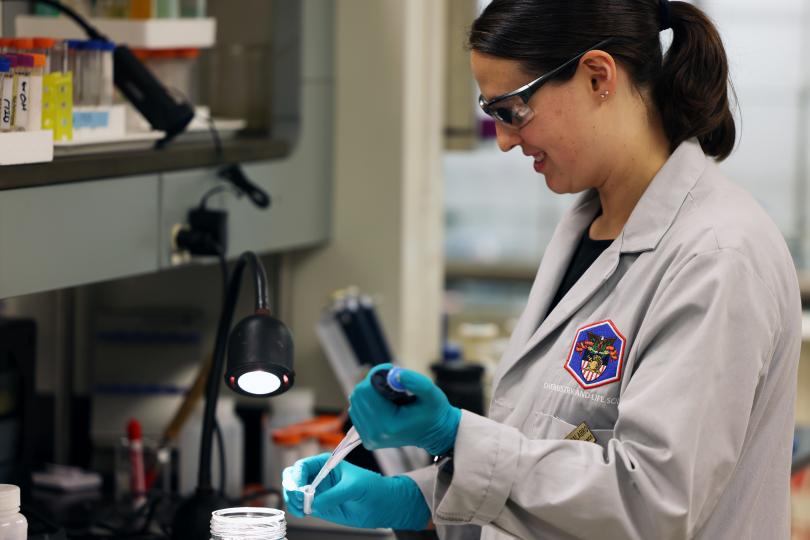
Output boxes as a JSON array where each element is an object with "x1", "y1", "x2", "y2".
[{"x1": 299, "y1": 367, "x2": 416, "y2": 514}]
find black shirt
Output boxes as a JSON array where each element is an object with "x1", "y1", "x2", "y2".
[{"x1": 546, "y1": 228, "x2": 614, "y2": 316}]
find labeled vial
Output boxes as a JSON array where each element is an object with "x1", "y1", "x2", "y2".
[
  {"x1": 0, "y1": 57, "x2": 12, "y2": 132},
  {"x1": 8, "y1": 54, "x2": 34, "y2": 131},
  {"x1": 0, "y1": 485, "x2": 27, "y2": 540},
  {"x1": 210, "y1": 508, "x2": 285, "y2": 540},
  {"x1": 27, "y1": 53, "x2": 45, "y2": 130}
]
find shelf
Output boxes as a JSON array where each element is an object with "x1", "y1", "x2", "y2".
[
  {"x1": 0, "y1": 130, "x2": 53, "y2": 166},
  {"x1": 0, "y1": 134, "x2": 289, "y2": 189},
  {"x1": 16, "y1": 16, "x2": 217, "y2": 49},
  {"x1": 445, "y1": 261, "x2": 538, "y2": 282}
]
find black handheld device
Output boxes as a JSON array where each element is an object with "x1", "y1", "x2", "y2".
[{"x1": 371, "y1": 368, "x2": 417, "y2": 406}]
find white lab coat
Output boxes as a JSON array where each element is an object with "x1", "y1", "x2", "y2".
[{"x1": 407, "y1": 139, "x2": 802, "y2": 540}]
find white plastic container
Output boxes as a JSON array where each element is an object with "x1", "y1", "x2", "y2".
[
  {"x1": 0, "y1": 485, "x2": 27, "y2": 540},
  {"x1": 210, "y1": 507, "x2": 285, "y2": 540},
  {"x1": 261, "y1": 388, "x2": 314, "y2": 490},
  {"x1": 178, "y1": 397, "x2": 244, "y2": 500}
]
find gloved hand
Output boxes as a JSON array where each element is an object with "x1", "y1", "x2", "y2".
[
  {"x1": 349, "y1": 363, "x2": 461, "y2": 456},
  {"x1": 282, "y1": 453, "x2": 431, "y2": 530}
]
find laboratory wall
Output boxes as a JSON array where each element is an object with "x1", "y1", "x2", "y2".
[{"x1": 284, "y1": 0, "x2": 446, "y2": 409}]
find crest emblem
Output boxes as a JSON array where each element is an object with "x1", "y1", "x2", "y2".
[{"x1": 564, "y1": 320, "x2": 626, "y2": 389}]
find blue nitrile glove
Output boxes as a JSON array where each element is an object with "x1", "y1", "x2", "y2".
[
  {"x1": 282, "y1": 453, "x2": 431, "y2": 530},
  {"x1": 349, "y1": 363, "x2": 461, "y2": 456}
]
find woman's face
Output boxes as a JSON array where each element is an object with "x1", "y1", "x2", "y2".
[{"x1": 471, "y1": 50, "x2": 613, "y2": 195}]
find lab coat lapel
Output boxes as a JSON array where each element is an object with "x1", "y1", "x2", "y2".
[
  {"x1": 498, "y1": 139, "x2": 708, "y2": 381},
  {"x1": 494, "y1": 192, "x2": 601, "y2": 380},
  {"x1": 515, "y1": 231, "x2": 620, "y2": 364}
]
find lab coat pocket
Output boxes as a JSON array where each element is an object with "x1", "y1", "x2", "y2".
[
  {"x1": 533, "y1": 412, "x2": 576, "y2": 439},
  {"x1": 533, "y1": 412, "x2": 614, "y2": 451}
]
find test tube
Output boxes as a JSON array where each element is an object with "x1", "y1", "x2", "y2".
[
  {"x1": 0, "y1": 57, "x2": 13, "y2": 132},
  {"x1": 33, "y1": 38, "x2": 57, "y2": 73},
  {"x1": 156, "y1": 0, "x2": 179, "y2": 18},
  {"x1": 94, "y1": 0, "x2": 119, "y2": 17},
  {"x1": 130, "y1": 0, "x2": 154, "y2": 18},
  {"x1": 0, "y1": 39, "x2": 13, "y2": 55},
  {"x1": 82, "y1": 41, "x2": 102, "y2": 106},
  {"x1": 180, "y1": 0, "x2": 206, "y2": 17},
  {"x1": 51, "y1": 40, "x2": 68, "y2": 74},
  {"x1": 98, "y1": 41, "x2": 115, "y2": 106},
  {"x1": 9, "y1": 54, "x2": 34, "y2": 131},
  {"x1": 66, "y1": 40, "x2": 85, "y2": 105},
  {"x1": 28, "y1": 53, "x2": 45, "y2": 130}
]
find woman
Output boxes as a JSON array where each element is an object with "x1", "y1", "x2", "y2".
[{"x1": 284, "y1": 1, "x2": 802, "y2": 538}]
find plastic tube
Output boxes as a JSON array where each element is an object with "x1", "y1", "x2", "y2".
[
  {"x1": 180, "y1": 0, "x2": 206, "y2": 17},
  {"x1": 99, "y1": 41, "x2": 115, "y2": 105},
  {"x1": 66, "y1": 40, "x2": 85, "y2": 105},
  {"x1": 33, "y1": 37, "x2": 57, "y2": 73},
  {"x1": 11, "y1": 38, "x2": 34, "y2": 55},
  {"x1": 0, "y1": 57, "x2": 13, "y2": 132},
  {"x1": 82, "y1": 41, "x2": 102, "y2": 106},
  {"x1": 9, "y1": 54, "x2": 34, "y2": 131},
  {"x1": 130, "y1": 0, "x2": 154, "y2": 19},
  {"x1": 0, "y1": 38, "x2": 13, "y2": 55},
  {"x1": 27, "y1": 53, "x2": 45, "y2": 131},
  {"x1": 298, "y1": 426, "x2": 363, "y2": 515}
]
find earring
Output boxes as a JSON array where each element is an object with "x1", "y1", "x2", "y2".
[{"x1": 600, "y1": 90, "x2": 609, "y2": 99}]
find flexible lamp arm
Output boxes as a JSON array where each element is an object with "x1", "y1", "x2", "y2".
[{"x1": 198, "y1": 251, "x2": 268, "y2": 490}]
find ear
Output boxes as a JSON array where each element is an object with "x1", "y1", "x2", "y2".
[{"x1": 580, "y1": 50, "x2": 617, "y2": 101}]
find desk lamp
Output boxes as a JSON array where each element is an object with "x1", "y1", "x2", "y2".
[{"x1": 172, "y1": 252, "x2": 295, "y2": 540}]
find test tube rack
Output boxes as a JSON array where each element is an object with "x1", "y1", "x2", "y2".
[{"x1": 0, "y1": 130, "x2": 53, "y2": 165}]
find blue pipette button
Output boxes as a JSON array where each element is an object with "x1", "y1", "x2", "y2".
[{"x1": 387, "y1": 367, "x2": 407, "y2": 392}]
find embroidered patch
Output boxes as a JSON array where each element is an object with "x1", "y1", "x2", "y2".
[{"x1": 564, "y1": 320, "x2": 626, "y2": 389}]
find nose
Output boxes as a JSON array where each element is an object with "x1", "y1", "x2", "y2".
[{"x1": 494, "y1": 122, "x2": 521, "y2": 152}]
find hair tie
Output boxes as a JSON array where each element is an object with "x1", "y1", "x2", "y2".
[{"x1": 659, "y1": 0, "x2": 672, "y2": 31}]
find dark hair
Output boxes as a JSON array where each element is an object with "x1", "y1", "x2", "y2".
[{"x1": 469, "y1": 0, "x2": 736, "y2": 161}]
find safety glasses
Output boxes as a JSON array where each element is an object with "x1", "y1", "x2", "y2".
[{"x1": 478, "y1": 38, "x2": 616, "y2": 129}]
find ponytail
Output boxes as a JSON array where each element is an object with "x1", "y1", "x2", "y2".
[{"x1": 655, "y1": 2, "x2": 736, "y2": 160}]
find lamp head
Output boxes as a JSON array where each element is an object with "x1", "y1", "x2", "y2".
[{"x1": 225, "y1": 312, "x2": 295, "y2": 397}]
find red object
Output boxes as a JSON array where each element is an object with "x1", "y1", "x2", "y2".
[
  {"x1": 32, "y1": 38, "x2": 56, "y2": 49},
  {"x1": 11, "y1": 38, "x2": 34, "y2": 51},
  {"x1": 127, "y1": 419, "x2": 146, "y2": 505}
]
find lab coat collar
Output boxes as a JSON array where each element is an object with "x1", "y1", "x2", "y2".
[
  {"x1": 618, "y1": 139, "x2": 707, "y2": 254},
  {"x1": 493, "y1": 139, "x2": 707, "y2": 387}
]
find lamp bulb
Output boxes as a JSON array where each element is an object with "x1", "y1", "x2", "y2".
[{"x1": 237, "y1": 371, "x2": 281, "y2": 395}]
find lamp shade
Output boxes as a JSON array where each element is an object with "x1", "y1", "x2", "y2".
[{"x1": 225, "y1": 313, "x2": 295, "y2": 397}]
